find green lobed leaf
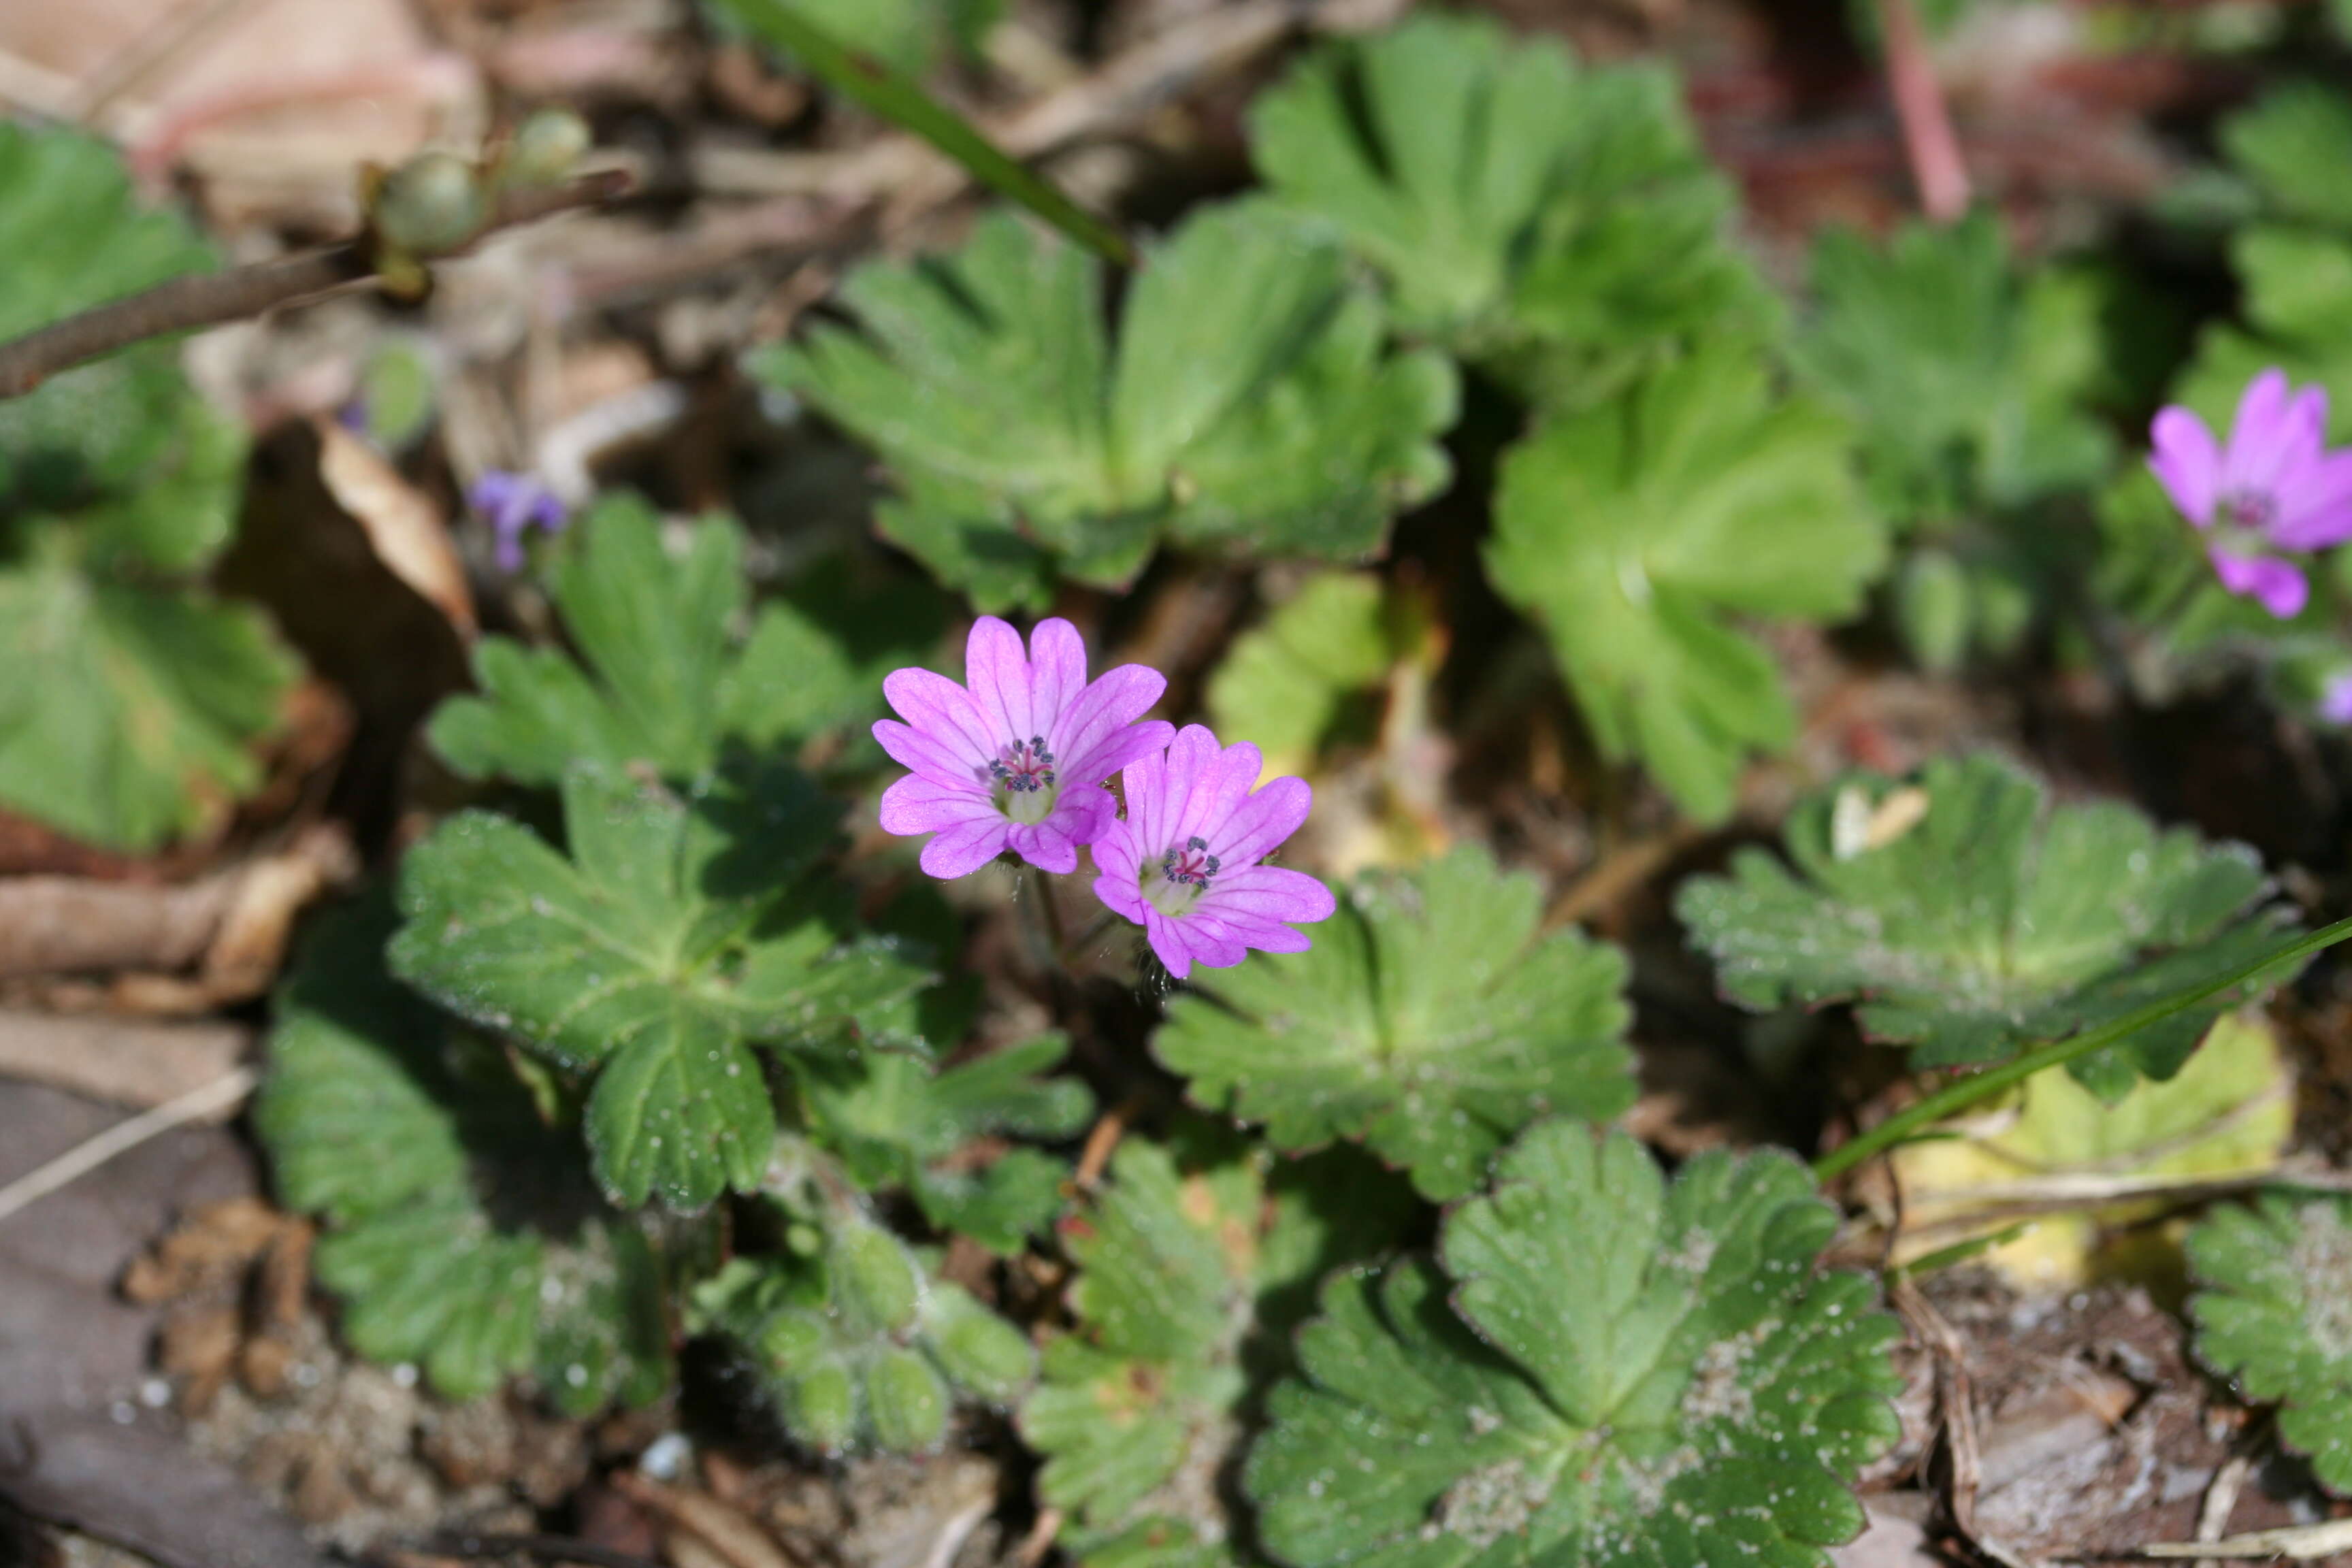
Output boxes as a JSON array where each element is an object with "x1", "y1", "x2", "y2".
[
  {"x1": 798, "y1": 1032, "x2": 1095, "y2": 1254},
  {"x1": 0, "y1": 124, "x2": 295, "y2": 851},
  {"x1": 1019, "y1": 1130, "x2": 1414, "y2": 1565},
  {"x1": 2221, "y1": 82, "x2": 2352, "y2": 233},
  {"x1": 762, "y1": 203, "x2": 1456, "y2": 611},
  {"x1": 698, "y1": 1203, "x2": 1036, "y2": 1454},
  {"x1": 1675, "y1": 755, "x2": 2301, "y2": 1098},
  {"x1": 1484, "y1": 346, "x2": 1885, "y2": 823},
  {"x1": 257, "y1": 900, "x2": 670, "y2": 1411},
  {"x1": 1250, "y1": 12, "x2": 1771, "y2": 408},
  {"x1": 1203, "y1": 572, "x2": 1416, "y2": 778},
  {"x1": 388, "y1": 763, "x2": 933, "y2": 1209},
  {"x1": 1791, "y1": 213, "x2": 2113, "y2": 524},
  {"x1": 1156, "y1": 845, "x2": 1635, "y2": 1200},
  {"x1": 2169, "y1": 223, "x2": 2352, "y2": 453},
  {"x1": 429, "y1": 496, "x2": 945, "y2": 786},
  {"x1": 2187, "y1": 1191, "x2": 2352, "y2": 1492},
  {"x1": 1246, "y1": 1122, "x2": 1903, "y2": 1568}
]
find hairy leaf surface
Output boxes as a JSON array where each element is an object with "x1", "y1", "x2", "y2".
[
  {"x1": 389, "y1": 764, "x2": 931, "y2": 1207},
  {"x1": 1252, "y1": 12, "x2": 1770, "y2": 406},
  {"x1": 1676, "y1": 755, "x2": 2299, "y2": 1098},
  {"x1": 1486, "y1": 348, "x2": 1884, "y2": 823},
  {"x1": 430, "y1": 497, "x2": 944, "y2": 785},
  {"x1": 2189, "y1": 1192, "x2": 2352, "y2": 1492},
  {"x1": 1247, "y1": 1122, "x2": 1902, "y2": 1568},
  {"x1": 1157, "y1": 845, "x2": 1634, "y2": 1199},
  {"x1": 259, "y1": 902, "x2": 669, "y2": 1409},
  {"x1": 1020, "y1": 1131, "x2": 1412, "y2": 1567},
  {"x1": 799, "y1": 1032, "x2": 1094, "y2": 1253},
  {"x1": 764, "y1": 205, "x2": 1455, "y2": 610},
  {"x1": 0, "y1": 125, "x2": 294, "y2": 849}
]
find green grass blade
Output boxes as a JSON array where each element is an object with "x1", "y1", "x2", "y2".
[
  {"x1": 719, "y1": 0, "x2": 1132, "y2": 266},
  {"x1": 1814, "y1": 911, "x2": 2352, "y2": 1184}
]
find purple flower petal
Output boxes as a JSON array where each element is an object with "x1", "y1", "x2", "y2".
[
  {"x1": 879, "y1": 774, "x2": 993, "y2": 836},
  {"x1": 874, "y1": 615, "x2": 1172, "y2": 879},
  {"x1": 2222, "y1": 369, "x2": 2296, "y2": 495},
  {"x1": 919, "y1": 814, "x2": 1013, "y2": 879},
  {"x1": 1088, "y1": 723, "x2": 1330, "y2": 975},
  {"x1": 963, "y1": 617, "x2": 1037, "y2": 746},
  {"x1": 2210, "y1": 549, "x2": 2309, "y2": 619},
  {"x1": 2321, "y1": 673, "x2": 2352, "y2": 725},
  {"x1": 2269, "y1": 448, "x2": 2352, "y2": 549},
  {"x1": 2149, "y1": 406, "x2": 2221, "y2": 528}
]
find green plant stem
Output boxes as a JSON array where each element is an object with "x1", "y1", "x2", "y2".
[
  {"x1": 1813, "y1": 911, "x2": 2352, "y2": 1185},
  {"x1": 717, "y1": 0, "x2": 1132, "y2": 267}
]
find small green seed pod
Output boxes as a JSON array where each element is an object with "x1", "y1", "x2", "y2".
[
  {"x1": 504, "y1": 109, "x2": 591, "y2": 188},
  {"x1": 834, "y1": 1218, "x2": 922, "y2": 1333},
  {"x1": 866, "y1": 1346, "x2": 949, "y2": 1452},
  {"x1": 921, "y1": 1284, "x2": 1034, "y2": 1401},
  {"x1": 372, "y1": 150, "x2": 488, "y2": 257},
  {"x1": 787, "y1": 1360, "x2": 859, "y2": 1454},
  {"x1": 756, "y1": 1307, "x2": 830, "y2": 1371}
]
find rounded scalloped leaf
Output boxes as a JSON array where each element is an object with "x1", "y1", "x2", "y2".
[
  {"x1": 2187, "y1": 1192, "x2": 2352, "y2": 1492},
  {"x1": 762, "y1": 203, "x2": 1456, "y2": 610},
  {"x1": 1021, "y1": 1132, "x2": 1416, "y2": 1560},
  {"x1": 1155, "y1": 844, "x2": 1635, "y2": 1200},
  {"x1": 1483, "y1": 346, "x2": 1883, "y2": 825},
  {"x1": 257, "y1": 900, "x2": 669, "y2": 1411},
  {"x1": 1675, "y1": 754, "x2": 2297, "y2": 1098},
  {"x1": 388, "y1": 764, "x2": 932, "y2": 1209},
  {"x1": 1246, "y1": 1122, "x2": 1902, "y2": 1568}
]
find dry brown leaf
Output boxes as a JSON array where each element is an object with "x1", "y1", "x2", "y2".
[{"x1": 314, "y1": 419, "x2": 476, "y2": 639}]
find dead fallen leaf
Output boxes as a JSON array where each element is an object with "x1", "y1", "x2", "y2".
[{"x1": 314, "y1": 418, "x2": 476, "y2": 639}]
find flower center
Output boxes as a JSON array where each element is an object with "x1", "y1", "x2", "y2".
[
  {"x1": 1144, "y1": 836, "x2": 1220, "y2": 916},
  {"x1": 2217, "y1": 488, "x2": 2277, "y2": 545},
  {"x1": 990, "y1": 735, "x2": 1058, "y2": 824}
]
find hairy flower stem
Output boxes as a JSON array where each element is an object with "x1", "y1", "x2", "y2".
[
  {"x1": 1814, "y1": 912, "x2": 2352, "y2": 1185},
  {"x1": 1026, "y1": 865, "x2": 1069, "y2": 967}
]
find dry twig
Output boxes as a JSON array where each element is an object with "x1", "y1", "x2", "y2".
[
  {"x1": 0, "y1": 171, "x2": 629, "y2": 399},
  {"x1": 0, "y1": 1066, "x2": 259, "y2": 1226}
]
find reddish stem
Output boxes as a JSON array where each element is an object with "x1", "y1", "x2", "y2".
[{"x1": 1876, "y1": 0, "x2": 1972, "y2": 221}]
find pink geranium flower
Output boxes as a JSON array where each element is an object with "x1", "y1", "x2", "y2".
[
  {"x1": 1090, "y1": 724, "x2": 1335, "y2": 980},
  {"x1": 876, "y1": 617, "x2": 1173, "y2": 879},
  {"x1": 2149, "y1": 368, "x2": 2352, "y2": 619}
]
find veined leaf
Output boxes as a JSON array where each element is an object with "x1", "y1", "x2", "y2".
[
  {"x1": 429, "y1": 496, "x2": 945, "y2": 785},
  {"x1": 388, "y1": 764, "x2": 932, "y2": 1208},
  {"x1": 1156, "y1": 845, "x2": 1635, "y2": 1200},
  {"x1": 1251, "y1": 12, "x2": 1771, "y2": 408},
  {"x1": 2189, "y1": 1191, "x2": 2352, "y2": 1492},
  {"x1": 257, "y1": 900, "x2": 670, "y2": 1411},
  {"x1": 1203, "y1": 572, "x2": 1424, "y2": 779},
  {"x1": 1792, "y1": 213, "x2": 2112, "y2": 523},
  {"x1": 1247, "y1": 1122, "x2": 1903, "y2": 1568},
  {"x1": 0, "y1": 124, "x2": 295, "y2": 851},
  {"x1": 1020, "y1": 1130, "x2": 1414, "y2": 1566},
  {"x1": 798, "y1": 1032, "x2": 1094, "y2": 1254},
  {"x1": 2221, "y1": 82, "x2": 2352, "y2": 233},
  {"x1": 1676, "y1": 755, "x2": 2301, "y2": 1099},
  {"x1": 762, "y1": 203, "x2": 1456, "y2": 610},
  {"x1": 696, "y1": 1203, "x2": 1036, "y2": 1454},
  {"x1": 1485, "y1": 346, "x2": 1884, "y2": 823}
]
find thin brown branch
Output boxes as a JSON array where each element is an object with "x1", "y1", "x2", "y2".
[{"x1": 0, "y1": 169, "x2": 632, "y2": 401}]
